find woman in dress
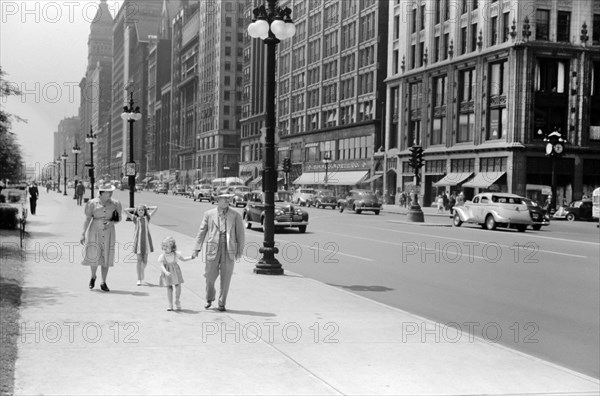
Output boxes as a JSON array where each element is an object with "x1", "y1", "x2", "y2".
[
  {"x1": 124, "y1": 204, "x2": 158, "y2": 285},
  {"x1": 79, "y1": 183, "x2": 123, "y2": 292}
]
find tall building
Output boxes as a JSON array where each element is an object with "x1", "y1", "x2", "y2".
[
  {"x1": 79, "y1": 0, "x2": 113, "y2": 183},
  {"x1": 386, "y1": 0, "x2": 600, "y2": 207},
  {"x1": 251, "y1": 0, "x2": 389, "y2": 194},
  {"x1": 110, "y1": 1, "x2": 163, "y2": 181},
  {"x1": 55, "y1": 116, "x2": 81, "y2": 180},
  {"x1": 190, "y1": 0, "x2": 245, "y2": 182}
]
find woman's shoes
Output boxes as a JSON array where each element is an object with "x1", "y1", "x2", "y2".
[
  {"x1": 89, "y1": 277, "x2": 96, "y2": 289},
  {"x1": 167, "y1": 306, "x2": 173, "y2": 311},
  {"x1": 175, "y1": 301, "x2": 181, "y2": 310},
  {"x1": 100, "y1": 282, "x2": 110, "y2": 292},
  {"x1": 136, "y1": 280, "x2": 141, "y2": 286}
]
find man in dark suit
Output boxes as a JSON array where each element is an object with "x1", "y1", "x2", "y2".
[
  {"x1": 28, "y1": 182, "x2": 39, "y2": 215},
  {"x1": 191, "y1": 193, "x2": 245, "y2": 311}
]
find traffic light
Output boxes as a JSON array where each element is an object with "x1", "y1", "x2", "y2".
[
  {"x1": 409, "y1": 146, "x2": 424, "y2": 169},
  {"x1": 415, "y1": 146, "x2": 424, "y2": 168},
  {"x1": 283, "y1": 158, "x2": 291, "y2": 173}
]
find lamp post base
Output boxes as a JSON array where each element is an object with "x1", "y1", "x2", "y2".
[
  {"x1": 406, "y1": 193, "x2": 424, "y2": 222},
  {"x1": 254, "y1": 246, "x2": 283, "y2": 275}
]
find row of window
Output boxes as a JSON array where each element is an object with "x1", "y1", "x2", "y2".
[{"x1": 282, "y1": 100, "x2": 375, "y2": 134}]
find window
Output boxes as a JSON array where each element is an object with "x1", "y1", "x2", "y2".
[
  {"x1": 460, "y1": 68, "x2": 477, "y2": 102},
  {"x1": 535, "y1": 58, "x2": 569, "y2": 93},
  {"x1": 461, "y1": 27, "x2": 468, "y2": 55},
  {"x1": 502, "y1": 12, "x2": 510, "y2": 42},
  {"x1": 594, "y1": 14, "x2": 600, "y2": 45},
  {"x1": 489, "y1": 61, "x2": 507, "y2": 97},
  {"x1": 491, "y1": 16, "x2": 498, "y2": 46},
  {"x1": 418, "y1": 41, "x2": 424, "y2": 67},
  {"x1": 458, "y1": 69, "x2": 476, "y2": 143},
  {"x1": 471, "y1": 23, "x2": 478, "y2": 52},
  {"x1": 431, "y1": 75, "x2": 447, "y2": 145},
  {"x1": 487, "y1": 108, "x2": 507, "y2": 140},
  {"x1": 434, "y1": 36, "x2": 440, "y2": 63},
  {"x1": 557, "y1": 11, "x2": 571, "y2": 42},
  {"x1": 443, "y1": 33, "x2": 449, "y2": 60},
  {"x1": 411, "y1": 8, "x2": 417, "y2": 33},
  {"x1": 409, "y1": 82, "x2": 422, "y2": 146},
  {"x1": 480, "y1": 157, "x2": 507, "y2": 172},
  {"x1": 420, "y1": 4, "x2": 426, "y2": 30},
  {"x1": 536, "y1": 9, "x2": 550, "y2": 41}
]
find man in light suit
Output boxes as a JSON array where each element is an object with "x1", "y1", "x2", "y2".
[{"x1": 192, "y1": 193, "x2": 245, "y2": 311}]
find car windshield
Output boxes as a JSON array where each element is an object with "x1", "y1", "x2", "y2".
[
  {"x1": 199, "y1": 184, "x2": 211, "y2": 189},
  {"x1": 319, "y1": 190, "x2": 333, "y2": 196},
  {"x1": 234, "y1": 187, "x2": 251, "y2": 193},
  {"x1": 491, "y1": 196, "x2": 523, "y2": 204},
  {"x1": 358, "y1": 192, "x2": 376, "y2": 199},
  {"x1": 571, "y1": 201, "x2": 584, "y2": 208},
  {"x1": 300, "y1": 189, "x2": 316, "y2": 195},
  {"x1": 275, "y1": 192, "x2": 293, "y2": 202}
]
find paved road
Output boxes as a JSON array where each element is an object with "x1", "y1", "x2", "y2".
[{"x1": 117, "y1": 190, "x2": 600, "y2": 378}]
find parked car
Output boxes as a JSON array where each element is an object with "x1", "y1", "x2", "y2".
[
  {"x1": 452, "y1": 193, "x2": 532, "y2": 232},
  {"x1": 312, "y1": 189, "x2": 338, "y2": 209},
  {"x1": 521, "y1": 198, "x2": 550, "y2": 230},
  {"x1": 210, "y1": 186, "x2": 230, "y2": 204},
  {"x1": 243, "y1": 190, "x2": 309, "y2": 233},
  {"x1": 552, "y1": 199, "x2": 593, "y2": 221},
  {"x1": 193, "y1": 184, "x2": 213, "y2": 202},
  {"x1": 338, "y1": 189, "x2": 381, "y2": 215},
  {"x1": 291, "y1": 188, "x2": 316, "y2": 206},
  {"x1": 154, "y1": 184, "x2": 168, "y2": 194},
  {"x1": 172, "y1": 185, "x2": 187, "y2": 196},
  {"x1": 230, "y1": 186, "x2": 253, "y2": 207}
]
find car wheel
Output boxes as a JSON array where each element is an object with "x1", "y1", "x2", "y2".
[
  {"x1": 298, "y1": 225, "x2": 307, "y2": 233},
  {"x1": 516, "y1": 225, "x2": 527, "y2": 232},
  {"x1": 485, "y1": 215, "x2": 497, "y2": 230},
  {"x1": 566, "y1": 213, "x2": 576, "y2": 221},
  {"x1": 453, "y1": 214, "x2": 463, "y2": 227},
  {"x1": 374, "y1": 210, "x2": 380, "y2": 215},
  {"x1": 356, "y1": 209, "x2": 362, "y2": 214},
  {"x1": 243, "y1": 213, "x2": 251, "y2": 229},
  {"x1": 532, "y1": 224, "x2": 542, "y2": 231},
  {"x1": 316, "y1": 202, "x2": 321, "y2": 209},
  {"x1": 339, "y1": 205, "x2": 344, "y2": 213}
]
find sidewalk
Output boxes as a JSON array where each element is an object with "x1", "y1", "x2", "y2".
[{"x1": 10, "y1": 193, "x2": 600, "y2": 395}]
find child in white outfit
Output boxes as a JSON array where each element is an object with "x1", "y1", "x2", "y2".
[{"x1": 159, "y1": 236, "x2": 192, "y2": 311}]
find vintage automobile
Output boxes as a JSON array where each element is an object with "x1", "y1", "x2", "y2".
[
  {"x1": 154, "y1": 184, "x2": 168, "y2": 195},
  {"x1": 521, "y1": 198, "x2": 550, "y2": 230},
  {"x1": 193, "y1": 184, "x2": 213, "y2": 202},
  {"x1": 291, "y1": 188, "x2": 316, "y2": 206},
  {"x1": 338, "y1": 189, "x2": 382, "y2": 215},
  {"x1": 312, "y1": 189, "x2": 338, "y2": 209},
  {"x1": 172, "y1": 185, "x2": 187, "y2": 196},
  {"x1": 452, "y1": 192, "x2": 532, "y2": 232},
  {"x1": 552, "y1": 199, "x2": 593, "y2": 221},
  {"x1": 243, "y1": 190, "x2": 309, "y2": 233},
  {"x1": 230, "y1": 186, "x2": 253, "y2": 207}
]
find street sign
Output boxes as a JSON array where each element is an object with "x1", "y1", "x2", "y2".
[{"x1": 125, "y1": 162, "x2": 136, "y2": 176}]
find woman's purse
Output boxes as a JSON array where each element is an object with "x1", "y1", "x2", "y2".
[{"x1": 109, "y1": 209, "x2": 120, "y2": 222}]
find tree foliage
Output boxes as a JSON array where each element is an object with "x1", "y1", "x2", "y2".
[{"x1": 0, "y1": 67, "x2": 26, "y2": 182}]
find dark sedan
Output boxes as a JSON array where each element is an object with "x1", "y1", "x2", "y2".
[
  {"x1": 552, "y1": 199, "x2": 593, "y2": 221},
  {"x1": 243, "y1": 191, "x2": 309, "y2": 232},
  {"x1": 522, "y1": 198, "x2": 550, "y2": 230},
  {"x1": 338, "y1": 189, "x2": 382, "y2": 215},
  {"x1": 312, "y1": 189, "x2": 338, "y2": 209}
]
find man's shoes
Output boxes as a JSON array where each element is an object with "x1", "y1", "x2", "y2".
[
  {"x1": 100, "y1": 282, "x2": 110, "y2": 292},
  {"x1": 89, "y1": 277, "x2": 96, "y2": 289},
  {"x1": 204, "y1": 301, "x2": 212, "y2": 309},
  {"x1": 218, "y1": 306, "x2": 226, "y2": 312},
  {"x1": 136, "y1": 280, "x2": 141, "y2": 286}
]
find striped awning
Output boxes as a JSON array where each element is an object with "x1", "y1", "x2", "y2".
[
  {"x1": 462, "y1": 172, "x2": 506, "y2": 189},
  {"x1": 433, "y1": 172, "x2": 473, "y2": 187}
]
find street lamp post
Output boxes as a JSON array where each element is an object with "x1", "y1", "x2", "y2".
[
  {"x1": 72, "y1": 142, "x2": 81, "y2": 198},
  {"x1": 248, "y1": 0, "x2": 295, "y2": 275},
  {"x1": 61, "y1": 151, "x2": 69, "y2": 196},
  {"x1": 85, "y1": 126, "x2": 97, "y2": 199},
  {"x1": 538, "y1": 127, "x2": 568, "y2": 213},
  {"x1": 55, "y1": 158, "x2": 61, "y2": 193},
  {"x1": 322, "y1": 152, "x2": 332, "y2": 187},
  {"x1": 121, "y1": 91, "x2": 142, "y2": 210}
]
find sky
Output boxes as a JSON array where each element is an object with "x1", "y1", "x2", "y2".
[{"x1": 0, "y1": 0, "x2": 124, "y2": 174}]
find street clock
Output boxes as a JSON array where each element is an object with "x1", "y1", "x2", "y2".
[{"x1": 553, "y1": 143, "x2": 564, "y2": 155}]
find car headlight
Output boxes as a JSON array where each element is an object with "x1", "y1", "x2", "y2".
[
  {"x1": 295, "y1": 209, "x2": 303, "y2": 215},
  {"x1": 275, "y1": 210, "x2": 283, "y2": 216}
]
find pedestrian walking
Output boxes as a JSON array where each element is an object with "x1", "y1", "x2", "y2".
[
  {"x1": 449, "y1": 193, "x2": 456, "y2": 215},
  {"x1": 442, "y1": 192, "x2": 449, "y2": 211},
  {"x1": 46, "y1": 180, "x2": 51, "y2": 193},
  {"x1": 28, "y1": 182, "x2": 39, "y2": 215},
  {"x1": 124, "y1": 204, "x2": 158, "y2": 285},
  {"x1": 75, "y1": 181, "x2": 85, "y2": 206},
  {"x1": 436, "y1": 195, "x2": 444, "y2": 213},
  {"x1": 159, "y1": 236, "x2": 192, "y2": 311},
  {"x1": 79, "y1": 182, "x2": 123, "y2": 292},
  {"x1": 192, "y1": 193, "x2": 245, "y2": 312}
]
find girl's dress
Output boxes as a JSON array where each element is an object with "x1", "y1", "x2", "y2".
[
  {"x1": 159, "y1": 252, "x2": 185, "y2": 286},
  {"x1": 132, "y1": 215, "x2": 154, "y2": 254}
]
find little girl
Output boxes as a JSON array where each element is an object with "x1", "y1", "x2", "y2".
[
  {"x1": 125, "y1": 204, "x2": 158, "y2": 285},
  {"x1": 159, "y1": 236, "x2": 192, "y2": 311}
]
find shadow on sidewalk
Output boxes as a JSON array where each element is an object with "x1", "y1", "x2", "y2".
[
  {"x1": 328, "y1": 283, "x2": 394, "y2": 292},
  {"x1": 89, "y1": 289, "x2": 149, "y2": 297},
  {"x1": 20, "y1": 286, "x2": 66, "y2": 306}
]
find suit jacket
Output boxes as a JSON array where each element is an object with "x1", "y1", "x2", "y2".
[
  {"x1": 28, "y1": 186, "x2": 39, "y2": 200},
  {"x1": 193, "y1": 207, "x2": 245, "y2": 262}
]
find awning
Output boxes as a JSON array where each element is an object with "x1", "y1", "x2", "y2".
[
  {"x1": 293, "y1": 172, "x2": 324, "y2": 185},
  {"x1": 360, "y1": 174, "x2": 383, "y2": 184},
  {"x1": 462, "y1": 172, "x2": 506, "y2": 189},
  {"x1": 433, "y1": 172, "x2": 473, "y2": 187},
  {"x1": 325, "y1": 170, "x2": 369, "y2": 186},
  {"x1": 142, "y1": 177, "x2": 153, "y2": 183},
  {"x1": 249, "y1": 176, "x2": 262, "y2": 186}
]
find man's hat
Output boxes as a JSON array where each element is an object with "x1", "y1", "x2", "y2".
[{"x1": 98, "y1": 182, "x2": 116, "y2": 192}]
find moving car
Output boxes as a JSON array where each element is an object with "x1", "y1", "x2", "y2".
[
  {"x1": 193, "y1": 184, "x2": 213, "y2": 202},
  {"x1": 172, "y1": 185, "x2": 187, "y2": 196},
  {"x1": 243, "y1": 190, "x2": 309, "y2": 233},
  {"x1": 338, "y1": 189, "x2": 382, "y2": 215},
  {"x1": 552, "y1": 199, "x2": 593, "y2": 221},
  {"x1": 452, "y1": 192, "x2": 532, "y2": 232},
  {"x1": 312, "y1": 189, "x2": 338, "y2": 209},
  {"x1": 291, "y1": 188, "x2": 316, "y2": 206},
  {"x1": 154, "y1": 184, "x2": 168, "y2": 194},
  {"x1": 229, "y1": 186, "x2": 253, "y2": 207},
  {"x1": 521, "y1": 198, "x2": 550, "y2": 230}
]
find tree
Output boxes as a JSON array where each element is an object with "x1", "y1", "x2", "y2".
[{"x1": 0, "y1": 67, "x2": 26, "y2": 183}]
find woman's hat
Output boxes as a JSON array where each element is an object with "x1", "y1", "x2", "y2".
[{"x1": 98, "y1": 182, "x2": 116, "y2": 192}]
